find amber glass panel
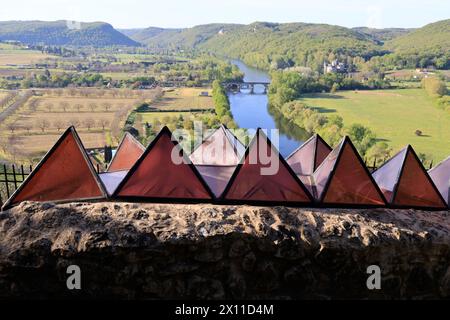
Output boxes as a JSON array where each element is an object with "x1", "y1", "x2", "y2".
[
  {"x1": 11, "y1": 131, "x2": 104, "y2": 204},
  {"x1": 117, "y1": 132, "x2": 211, "y2": 199},
  {"x1": 224, "y1": 132, "x2": 311, "y2": 202},
  {"x1": 394, "y1": 151, "x2": 446, "y2": 208},
  {"x1": 108, "y1": 134, "x2": 145, "y2": 172},
  {"x1": 323, "y1": 142, "x2": 385, "y2": 205}
]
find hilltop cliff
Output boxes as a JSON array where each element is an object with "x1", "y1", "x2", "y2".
[{"x1": 0, "y1": 201, "x2": 449, "y2": 299}]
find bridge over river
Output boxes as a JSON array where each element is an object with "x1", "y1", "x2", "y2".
[{"x1": 223, "y1": 81, "x2": 270, "y2": 94}]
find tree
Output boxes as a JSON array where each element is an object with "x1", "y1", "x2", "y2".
[
  {"x1": 83, "y1": 118, "x2": 96, "y2": 131},
  {"x1": 74, "y1": 104, "x2": 83, "y2": 112},
  {"x1": 365, "y1": 142, "x2": 392, "y2": 167},
  {"x1": 6, "y1": 122, "x2": 18, "y2": 133},
  {"x1": 422, "y1": 77, "x2": 448, "y2": 97},
  {"x1": 330, "y1": 83, "x2": 339, "y2": 93},
  {"x1": 98, "y1": 119, "x2": 110, "y2": 131},
  {"x1": 346, "y1": 123, "x2": 377, "y2": 156},
  {"x1": 23, "y1": 123, "x2": 33, "y2": 134},
  {"x1": 88, "y1": 103, "x2": 97, "y2": 112},
  {"x1": 102, "y1": 102, "x2": 112, "y2": 112},
  {"x1": 59, "y1": 101, "x2": 69, "y2": 112},
  {"x1": 54, "y1": 119, "x2": 65, "y2": 132},
  {"x1": 37, "y1": 119, "x2": 50, "y2": 132}
]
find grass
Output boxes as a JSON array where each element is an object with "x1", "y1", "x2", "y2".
[
  {"x1": 100, "y1": 72, "x2": 151, "y2": 81},
  {"x1": 138, "y1": 111, "x2": 191, "y2": 123},
  {"x1": 0, "y1": 49, "x2": 54, "y2": 66},
  {"x1": 154, "y1": 88, "x2": 213, "y2": 110},
  {"x1": 300, "y1": 89, "x2": 450, "y2": 162}
]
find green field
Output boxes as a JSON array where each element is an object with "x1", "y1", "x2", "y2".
[
  {"x1": 300, "y1": 89, "x2": 450, "y2": 162},
  {"x1": 139, "y1": 111, "x2": 190, "y2": 122}
]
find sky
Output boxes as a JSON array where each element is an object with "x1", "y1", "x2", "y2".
[{"x1": 0, "y1": 0, "x2": 448, "y2": 29}]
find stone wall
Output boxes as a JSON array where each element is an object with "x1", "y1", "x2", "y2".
[{"x1": 0, "y1": 201, "x2": 449, "y2": 299}]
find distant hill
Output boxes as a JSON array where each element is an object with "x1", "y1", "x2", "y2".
[
  {"x1": 122, "y1": 20, "x2": 449, "y2": 70},
  {"x1": 0, "y1": 20, "x2": 139, "y2": 46},
  {"x1": 385, "y1": 19, "x2": 450, "y2": 54},
  {"x1": 123, "y1": 22, "x2": 385, "y2": 70},
  {"x1": 123, "y1": 24, "x2": 243, "y2": 49},
  {"x1": 200, "y1": 22, "x2": 384, "y2": 69},
  {"x1": 352, "y1": 27, "x2": 413, "y2": 43},
  {"x1": 119, "y1": 27, "x2": 181, "y2": 45}
]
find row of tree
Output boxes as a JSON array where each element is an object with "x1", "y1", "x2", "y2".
[
  {"x1": 5, "y1": 118, "x2": 111, "y2": 133},
  {"x1": 421, "y1": 76, "x2": 449, "y2": 113},
  {"x1": 212, "y1": 80, "x2": 237, "y2": 129},
  {"x1": 268, "y1": 70, "x2": 391, "y2": 108}
]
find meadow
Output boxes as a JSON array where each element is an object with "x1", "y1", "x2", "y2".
[
  {"x1": 139, "y1": 111, "x2": 191, "y2": 123},
  {"x1": 153, "y1": 88, "x2": 213, "y2": 110},
  {"x1": 300, "y1": 89, "x2": 450, "y2": 162},
  {"x1": 0, "y1": 47, "x2": 53, "y2": 66}
]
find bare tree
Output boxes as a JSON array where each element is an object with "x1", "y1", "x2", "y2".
[
  {"x1": 98, "y1": 118, "x2": 110, "y2": 131},
  {"x1": 36, "y1": 119, "x2": 50, "y2": 132},
  {"x1": 83, "y1": 118, "x2": 96, "y2": 131},
  {"x1": 54, "y1": 119, "x2": 65, "y2": 132},
  {"x1": 88, "y1": 103, "x2": 97, "y2": 112},
  {"x1": 102, "y1": 102, "x2": 112, "y2": 112},
  {"x1": 23, "y1": 122, "x2": 33, "y2": 134},
  {"x1": 74, "y1": 104, "x2": 83, "y2": 113},
  {"x1": 6, "y1": 122, "x2": 18, "y2": 133},
  {"x1": 59, "y1": 101, "x2": 70, "y2": 112}
]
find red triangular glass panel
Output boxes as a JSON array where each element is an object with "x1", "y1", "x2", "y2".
[
  {"x1": 115, "y1": 127, "x2": 212, "y2": 200},
  {"x1": 107, "y1": 133, "x2": 145, "y2": 172},
  {"x1": 3, "y1": 127, "x2": 106, "y2": 209},
  {"x1": 223, "y1": 129, "x2": 312, "y2": 203}
]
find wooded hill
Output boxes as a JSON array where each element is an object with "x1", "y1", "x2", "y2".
[
  {"x1": 0, "y1": 20, "x2": 139, "y2": 46},
  {"x1": 123, "y1": 20, "x2": 449, "y2": 71},
  {"x1": 1, "y1": 19, "x2": 448, "y2": 70}
]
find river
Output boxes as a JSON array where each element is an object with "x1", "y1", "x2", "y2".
[{"x1": 228, "y1": 60, "x2": 308, "y2": 157}]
